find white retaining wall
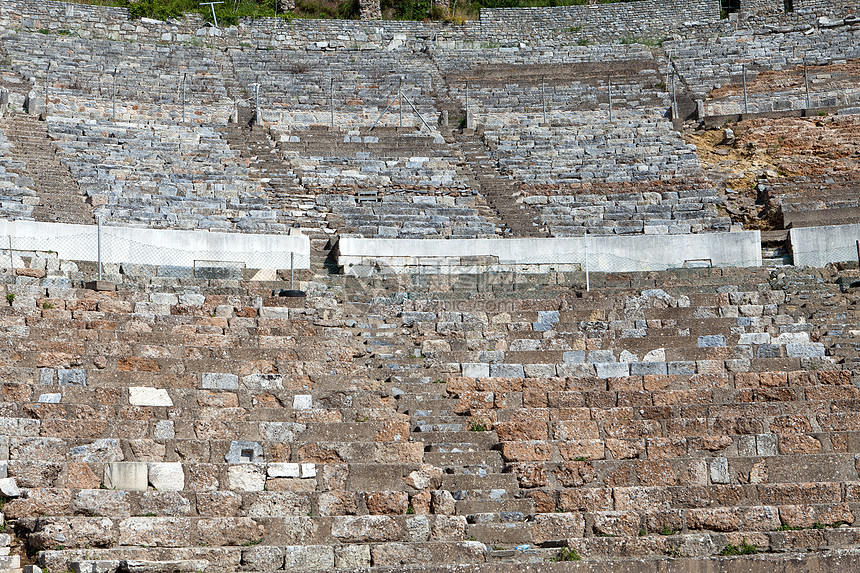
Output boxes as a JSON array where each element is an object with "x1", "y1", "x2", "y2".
[
  {"x1": 0, "y1": 220, "x2": 310, "y2": 269},
  {"x1": 337, "y1": 231, "x2": 762, "y2": 274},
  {"x1": 790, "y1": 223, "x2": 860, "y2": 268}
]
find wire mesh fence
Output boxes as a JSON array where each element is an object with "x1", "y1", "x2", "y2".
[{"x1": 0, "y1": 223, "x2": 310, "y2": 279}]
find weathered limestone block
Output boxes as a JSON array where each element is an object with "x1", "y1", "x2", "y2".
[
  {"x1": 228, "y1": 464, "x2": 266, "y2": 492},
  {"x1": 148, "y1": 463, "x2": 185, "y2": 491},
  {"x1": 331, "y1": 515, "x2": 404, "y2": 543},
  {"x1": 72, "y1": 490, "x2": 131, "y2": 518},
  {"x1": 531, "y1": 512, "x2": 585, "y2": 543},
  {"x1": 104, "y1": 463, "x2": 148, "y2": 492},
  {"x1": 118, "y1": 517, "x2": 192, "y2": 547},
  {"x1": 129, "y1": 387, "x2": 173, "y2": 407},
  {"x1": 247, "y1": 492, "x2": 311, "y2": 517},
  {"x1": 283, "y1": 546, "x2": 334, "y2": 570},
  {"x1": 197, "y1": 517, "x2": 263, "y2": 546},
  {"x1": 28, "y1": 517, "x2": 116, "y2": 550}
]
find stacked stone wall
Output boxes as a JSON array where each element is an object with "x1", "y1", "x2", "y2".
[{"x1": 0, "y1": 0, "x2": 852, "y2": 49}]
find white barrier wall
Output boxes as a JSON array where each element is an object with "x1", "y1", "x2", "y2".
[
  {"x1": 790, "y1": 224, "x2": 860, "y2": 268},
  {"x1": 0, "y1": 220, "x2": 310, "y2": 269},
  {"x1": 337, "y1": 231, "x2": 762, "y2": 274}
]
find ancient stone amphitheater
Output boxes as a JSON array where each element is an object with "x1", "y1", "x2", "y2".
[{"x1": 0, "y1": 0, "x2": 859, "y2": 571}]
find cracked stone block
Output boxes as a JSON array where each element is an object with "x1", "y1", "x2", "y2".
[
  {"x1": 148, "y1": 463, "x2": 185, "y2": 491},
  {"x1": 58, "y1": 369, "x2": 86, "y2": 386}
]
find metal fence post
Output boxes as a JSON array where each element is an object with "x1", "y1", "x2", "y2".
[
  {"x1": 290, "y1": 252, "x2": 294, "y2": 290},
  {"x1": 585, "y1": 235, "x2": 590, "y2": 292},
  {"x1": 671, "y1": 70, "x2": 678, "y2": 120},
  {"x1": 97, "y1": 215, "x2": 103, "y2": 281},
  {"x1": 45, "y1": 62, "x2": 50, "y2": 117},
  {"x1": 742, "y1": 63, "x2": 748, "y2": 114},
  {"x1": 7, "y1": 236, "x2": 12, "y2": 272},
  {"x1": 254, "y1": 83, "x2": 260, "y2": 124}
]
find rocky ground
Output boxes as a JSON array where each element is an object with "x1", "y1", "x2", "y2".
[{"x1": 686, "y1": 113, "x2": 860, "y2": 230}]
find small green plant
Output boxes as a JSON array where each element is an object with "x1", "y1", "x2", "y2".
[
  {"x1": 5, "y1": 293, "x2": 14, "y2": 303},
  {"x1": 777, "y1": 523, "x2": 803, "y2": 531},
  {"x1": 457, "y1": 116, "x2": 467, "y2": 130},
  {"x1": 565, "y1": 25, "x2": 583, "y2": 32},
  {"x1": 356, "y1": 415, "x2": 369, "y2": 422},
  {"x1": 241, "y1": 538, "x2": 263, "y2": 546},
  {"x1": 406, "y1": 505, "x2": 415, "y2": 515},
  {"x1": 552, "y1": 547, "x2": 581, "y2": 562},
  {"x1": 467, "y1": 536, "x2": 476, "y2": 541},
  {"x1": 42, "y1": 302, "x2": 54, "y2": 309},
  {"x1": 719, "y1": 539, "x2": 757, "y2": 556},
  {"x1": 468, "y1": 419, "x2": 488, "y2": 432},
  {"x1": 817, "y1": 110, "x2": 827, "y2": 117},
  {"x1": 577, "y1": 38, "x2": 590, "y2": 46},
  {"x1": 433, "y1": 378, "x2": 445, "y2": 384},
  {"x1": 656, "y1": 81, "x2": 667, "y2": 91},
  {"x1": 573, "y1": 456, "x2": 587, "y2": 462},
  {"x1": 639, "y1": 528, "x2": 646, "y2": 537},
  {"x1": 492, "y1": 545, "x2": 505, "y2": 550},
  {"x1": 140, "y1": 512, "x2": 157, "y2": 517},
  {"x1": 659, "y1": 526, "x2": 680, "y2": 535}
]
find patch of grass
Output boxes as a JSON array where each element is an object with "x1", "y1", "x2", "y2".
[
  {"x1": 6, "y1": 293, "x2": 14, "y2": 303},
  {"x1": 817, "y1": 110, "x2": 828, "y2": 117},
  {"x1": 552, "y1": 547, "x2": 581, "y2": 562},
  {"x1": 719, "y1": 539, "x2": 758, "y2": 556},
  {"x1": 577, "y1": 38, "x2": 590, "y2": 46},
  {"x1": 659, "y1": 526, "x2": 680, "y2": 535},
  {"x1": 572, "y1": 456, "x2": 586, "y2": 462},
  {"x1": 468, "y1": 419, "x2": 488, "y2": 432},
  {"x1": 241, "y1": 538, "x2": 263, "y2": 546}
]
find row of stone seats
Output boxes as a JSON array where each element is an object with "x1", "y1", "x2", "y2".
[
  {"x1": 664, "y1": 24, "x2": 860, "y2": 106},
  {"x1": 483, "y1": 113, "x2": 700, "y2": 184},
  {"x1": 265, "y1": 127, "x2": 499, "y2": 238},
  {"x1": 431, "y1": 43, "x2": 669, "y2": 113},
  {"x1": 45, "y1": 118, "x2": 286, "y2": 233},
  {"x1": 477, "y1": 113, "x2": 725, "y2": 235},
  {"x1": 2, "y1": 257, "x2": 858, "y2": 570},
  {"x1": 0, "y1": 258, "x2": 523, "y2": 570},
  {"x1": 230, "y1": 48, "x2": 441, "y2": 130},
  {"x1": 324, "y1": 194, "x2": 495, "y2": 239},
  {"x1": 1, "y1": 30, "x2": 233, "y2": 106},
  {"x1": 0, "y1": 125, "x2": 35, "y2": 220},
  {"x1": 394, "y1": 269, "x2": 860, "y2": 554}
]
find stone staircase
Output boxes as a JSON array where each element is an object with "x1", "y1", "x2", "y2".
[
  {"x1": 1, "y1": 114, "x2": 93, "y2": 225},
  {"x1": 220, "y1": 123, "x2": 331, "y2": 247},
  {"x1": 455, "y1": 134, "x2": 547, "y2": 238}
]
